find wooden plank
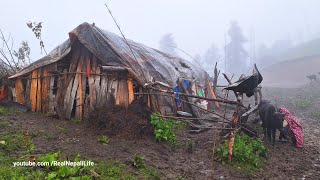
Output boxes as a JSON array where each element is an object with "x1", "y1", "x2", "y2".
[
  {"x1": 30, "y1": 70, "x2": 38, "y2": 112},
  {"x1": 15, "y1": 79, "x2": 25, "y2": 104},
  {"x1": 110, "y1": 78, "x2": 118, "y2": 105},
  {"x1": 75, "y1": 60, "x2": 83, "y2": 119},
  {"x1": 62, "y1": 49, "x2": 82, "y2": 119},
  {"x1": 48, "y1": 63, "x2": 57, "y2": 115},
  {"x1": 127, "y1": 78, "x2": 134, "y2": 104},
  {"x1": 94, "y1": 56, "x2": 101, "y2": 106},
  {"x1": 89, "y1": 56, "x2": 97, "y2": 111},
  {"x1": 117, "y1": 79, "x2": 129, "y2": 108},
  {"x1": 81, "y1": 57, "x2": 88, "y2": 120},
  {"x1": 41, "y1": 68, "x2": 50, "y2": 113},
  {"x1": 98, "y1": 75, "x2": 108, "y2": 106},
  {"x1": 101, "y1": 66, "x2": 127, "y2": 71},
  {"x1": 25, "y1": 76, "x2": 31, "y2": 107},
  {"x1": 67, "y1": 58, "x2": 82, "y2": 119},
  {"x1": 56, "y1": 68, "x2": 68, "y2": 118},
  {"x1": 36, "y1": 68, "x2": 42, "y2": 112}
]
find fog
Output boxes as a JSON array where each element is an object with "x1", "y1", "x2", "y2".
[{"x1": 1, "y1": 0, "x2": 320, "y2": 78}]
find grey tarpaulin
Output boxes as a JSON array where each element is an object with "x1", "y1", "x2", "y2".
[{"x1": 10, "y1": 22, "x2": 208, "y2": 87}]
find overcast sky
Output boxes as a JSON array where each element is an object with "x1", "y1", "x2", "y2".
[{"x1": 1, "y1": 0, "x2": 320, "y2": 61}]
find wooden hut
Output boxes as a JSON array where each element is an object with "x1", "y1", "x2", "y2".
[{"x1": 9, "y1": 22, "x2": 208, "y2": 120}]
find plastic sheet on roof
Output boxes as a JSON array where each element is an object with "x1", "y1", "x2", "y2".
[{"x1": 10, "y1": 22, "x2": 208, "y2": 87}]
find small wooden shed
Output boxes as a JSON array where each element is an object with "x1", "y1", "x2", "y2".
[{"x1": 9, "y1": 22, "x2": 208, "y2": 120}]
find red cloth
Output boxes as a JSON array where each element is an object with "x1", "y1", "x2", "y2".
[{"x1": 279, "y1": 107, "x2": 304, "y2": 148}]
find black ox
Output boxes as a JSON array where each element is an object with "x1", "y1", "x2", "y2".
[{"x1": 255, "y1": 100, "x2": 286, "y2": 146}]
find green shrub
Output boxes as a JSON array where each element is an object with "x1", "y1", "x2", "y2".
[
  {"x1": 150, "y1": 113, "x2": 176, "y2": 143},
  {"x1": 215, "y1": 134, "x2": 267, "y2": 170}
]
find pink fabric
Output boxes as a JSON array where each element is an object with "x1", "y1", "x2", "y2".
[{"x1": 279, "y1": 107, "x2": 304, "y2": 148}]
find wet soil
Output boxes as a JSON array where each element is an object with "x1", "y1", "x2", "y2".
[{"x1": 3, "y1": 84, "x2": 320, "y2": 179}]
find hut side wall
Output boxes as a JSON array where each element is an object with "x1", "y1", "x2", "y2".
[{"x1": 12, "y1": 41, "x2": 135, "y2": 120}]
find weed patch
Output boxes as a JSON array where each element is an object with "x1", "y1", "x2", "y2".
[
  {"x1": 215, "y1": 133, "x2": 267, "y2": 173},
  {"x1": 98, "y1": 135, "x2": 110, "y2": 144}
]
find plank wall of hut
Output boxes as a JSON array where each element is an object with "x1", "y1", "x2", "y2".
[
  {"x1": 10, "y1": 41, "x2": 179, "y2": 120},
  {"x1": 10, "y1": 41, "x2": 142, "y2": 120}
]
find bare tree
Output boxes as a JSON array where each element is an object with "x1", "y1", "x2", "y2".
[{"x1": 0, "y1": 29, "x2": 31, "y2": 74}]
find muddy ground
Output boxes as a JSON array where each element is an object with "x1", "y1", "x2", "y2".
[{"x1": 2, "y1": 83, "x2": 320, "y2": 179}]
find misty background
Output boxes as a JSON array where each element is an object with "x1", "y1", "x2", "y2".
[{"x1": 1, "y1": 0, "x2": 320, "y2": 83}]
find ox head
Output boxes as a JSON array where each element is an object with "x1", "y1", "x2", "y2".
[{"x1": 273, "y1": 111, "x2": 285, "y2": 123}]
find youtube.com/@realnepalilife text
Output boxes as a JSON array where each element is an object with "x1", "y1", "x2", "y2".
[{"x1": 13, "y1": 161, "x2": 94, "y2": 167}]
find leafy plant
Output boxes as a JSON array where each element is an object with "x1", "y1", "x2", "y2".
[
  {"x1": 98, "y1": 135, "x2": 110, "y2": 144},
  {"x1": 215, "y1": 133, "x2": 267, "y2": 170},
  {"x1": 133, "y1": 154, "x2": 146, "y2": 169},
  {"x1": 150, "y1": 113, "x2": 177, "y2": 143},
  {"x1": 37, "y1": 152, "x2": 92, "y2": 179}
]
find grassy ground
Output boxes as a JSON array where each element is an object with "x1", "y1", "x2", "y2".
[{"x1": 0, "y1": 107, "x2": 160, "y2": 180}]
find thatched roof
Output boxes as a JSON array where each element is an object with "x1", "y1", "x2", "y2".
[{"x1": 10, "y1": 22, "x2": 207, "y2": 87}]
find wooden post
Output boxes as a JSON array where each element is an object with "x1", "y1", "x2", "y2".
[
  {"x1": 15, "y1": 79, "x2": 25, "y2": 104},
  {"x1": 73, "y1": 61, "x2": 84, "y2": 121},
  {"x1": 89, "y1": 56, "x2": 97, "y2": 111},
  {"x1": 94, "y1": 56, "x2": 101, "y2": 106},
  {"x1": 30, "y1": 70, "x2": 37, "y2": 112},
  {"x1": 36, "y1": 68, "x2": 42, "y2": 112},
  {"x1": 127, "y1": 78, "x2": 134, "y2": 104},
  {"x1": 41, "y1": 68, "x2": 50, "y2": 113},
  {"x1": 116, "y1": 78, "x2": 129, "y2": 108},
  {"x1": 48, "y1": 63, "x2": 57, "y2": 115}
]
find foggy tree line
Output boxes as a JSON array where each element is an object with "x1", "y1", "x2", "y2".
[
  {"x1": 158, "y1": 21, "x2": 319, "y2": 78},
  {"x1": 159, "y1": 21, "x2": 250, "y2": 77}
]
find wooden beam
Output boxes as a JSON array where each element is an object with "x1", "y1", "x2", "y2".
[
  {"x1": 102, "y1": 66, "x2": 127, "y2": 71},
  {"x1": 116, "y1": 79, "x2": 129, "y2": 107},
  {"x1": 89, "y1": 56, "x2": 97, "y2": 111},
  {"x1": 48, "y1": 63, "x2": 57, "y2": 115},
  {"x1": 65, "y1": 56, "x2": 84, "y2": 119},
  {"x1": 30, "y1": 70, "x2": 38, "y2": 112},
  {"x1": 15, "y1": 79, "x2": 25, "y2": 104},
  {"x1": 94, "y1": 56, "x2": 101, "y2": 106},
  {"x1": 127, "y1": 78, "x2": 134, "y2": 104},
  {"x1": 73, "y1": 60, "x2": 83, "y2": 121},
  {"x1": 41, "y1": 68, "x2": 50, "y2": 113},
  {"x1": 36, "y1": 68, "x2": 42, "y2": 112}
]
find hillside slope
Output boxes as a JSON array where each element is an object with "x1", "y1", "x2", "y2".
[{"x1": 261, "y1": 55, "x2": 320, "y2": 87}]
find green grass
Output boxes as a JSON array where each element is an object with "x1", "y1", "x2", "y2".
[
  {"x1": 55, "y1": 125, "x2": 69, "y2": 134},
  {"x1": 293, "y1": 100, "x2": 312, "y2": 109},
  {"x1": 0, "y1": 106, "x2": 19, "y2": 115},
  {"x1": 0, "y1": 108, "x2": 160, "y2": 179}
]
